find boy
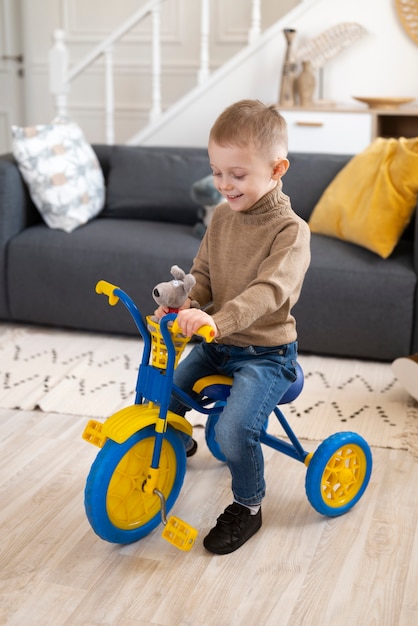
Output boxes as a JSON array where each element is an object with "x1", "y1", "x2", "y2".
[{"x1": 155, "y1": 99, "x2": 311, "y2": 554}]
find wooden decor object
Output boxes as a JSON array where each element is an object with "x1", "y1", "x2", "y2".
[
  {"x1": 279, "y1": 28, "x2": 298, "y2": 106},
  {"x1": 395, "y1": 0, "x2": 418, "y2": 44},
  {"x1": 296, "y1": 61, "x2": 316, "y2": 105},
  {"x1": 352, "y1": 96, "x2": 416, "y2": 109}
]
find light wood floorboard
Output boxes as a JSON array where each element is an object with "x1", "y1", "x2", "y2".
[{"x1": 0, "y1": 407, "x2": 417, "y2": 626}]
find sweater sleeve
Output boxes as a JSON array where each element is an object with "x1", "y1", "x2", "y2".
[{"x1": 188, "y1": 233, "x2": 213, "y2": 308}]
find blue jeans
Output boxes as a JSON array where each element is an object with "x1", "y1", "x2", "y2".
[{"x1": 169, "y1": 341, "x2": 298, "y2": 506}]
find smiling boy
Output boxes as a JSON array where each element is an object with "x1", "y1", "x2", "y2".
[{"x1": 155, "y1": 99, "x2": 311, "y2": 554}]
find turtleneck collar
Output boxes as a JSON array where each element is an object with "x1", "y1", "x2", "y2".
[{"x1": 234, "y1": 179, "x2": 292, "y2": 223}]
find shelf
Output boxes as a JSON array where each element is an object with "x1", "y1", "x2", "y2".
[
  {"x1": 279, "y1": 104, "x2": 418, "y2": 153},
  {"x1": 374, "y1": 112, "x2": 418, "y2": 139}
]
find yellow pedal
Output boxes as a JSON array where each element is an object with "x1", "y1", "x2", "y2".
[
  {"x1": 82, "y1": 419, "x2": 107, "y2": 448},
  {"x1": 162, "y1": 516, "x2": 198, "y2": 551}
]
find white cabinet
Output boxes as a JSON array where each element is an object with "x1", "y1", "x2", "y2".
[
  {"x1": 281, "y1": 109, "x2": 372, "y2": 154},
  {"x1": 280, "y1": 105, "x2": 418, "y2": 155}
]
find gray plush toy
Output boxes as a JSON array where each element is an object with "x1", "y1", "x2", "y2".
[{"x1": 152, "y1": 265, "x2": 197, "y2": 313}]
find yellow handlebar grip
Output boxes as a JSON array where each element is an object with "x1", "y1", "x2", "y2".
[
  {"x1": 171, "y1": 319, "x2": 215, "y2": 343},
  {"x1": 95, "y1": 280, "x2": 120, "y2": 306},
  {"x1": 170, "y1": 319, "x2": 182, "y2": 336},
  {"x1": 196, "y1": 325, "x2": 216, "y2": 342}
]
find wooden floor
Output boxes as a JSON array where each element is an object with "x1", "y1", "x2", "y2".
[{"x1": 1, "y1": 406, "x2": 417, "y2": 626}]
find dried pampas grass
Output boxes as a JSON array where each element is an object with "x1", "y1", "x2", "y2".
[{"x1": 295, "y1": 22, "x2": 368, "y2": 69}]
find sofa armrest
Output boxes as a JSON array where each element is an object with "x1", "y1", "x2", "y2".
[
  {"x1": 0, "y1": 153, "x2": 40, "y2": 318},
  {"x1": 0, "y1": 152, "x2": 41, "y2": 231}
]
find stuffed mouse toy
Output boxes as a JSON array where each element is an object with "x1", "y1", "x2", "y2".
[{"x1": 151, "y1": 265, "x2": 198, "y2": 316}]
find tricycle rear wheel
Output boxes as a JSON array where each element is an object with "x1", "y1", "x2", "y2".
[
  {"x1": 305, "y1": 431, "x2": 372, "y2": 517},
  {"x1": 205, "y1": 408, "x2": 227, "y2": 462}
]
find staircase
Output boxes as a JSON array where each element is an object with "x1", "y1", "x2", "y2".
[{"x1": 49, "y1": 0, "x2": 317, "y2": 147}]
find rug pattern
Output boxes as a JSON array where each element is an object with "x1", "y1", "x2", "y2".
[{"x1": 1, "y1": 325, "x2": 417, "y2": 455}]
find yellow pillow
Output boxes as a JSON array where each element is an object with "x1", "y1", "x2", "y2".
[{"x1": 309, "y1": 137, "x2": 418, "y2": 258}]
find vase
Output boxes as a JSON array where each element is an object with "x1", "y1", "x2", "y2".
[
  {"x1": 279, "y1": 28, "x2": 297, "y2": 106},
  {"x1": 296, "y1": 61, "x2": 316, "y2": 106}
]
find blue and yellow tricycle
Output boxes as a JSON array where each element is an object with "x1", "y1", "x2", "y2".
[{"x1": 82, "y1": 280, "x2": 372, "y2": 551}]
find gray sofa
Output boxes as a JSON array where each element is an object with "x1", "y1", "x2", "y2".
[{"x1": 1, "y1": 144, "x2": 417, "y2": 361}]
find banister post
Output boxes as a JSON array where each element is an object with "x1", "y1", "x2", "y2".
[
  {"x1": 248, "y1": 0, "x2": 261, "y2": 44},
  {"x1": 104, "y1": 47, "x2": 115, "y2": 144},
  {"x1": 198, "y1": 0, "x2": 210, "y2": 85},
  {"x1": 149, "y1": 2, "x2": 162, "y2": 124},
  {"x1": 49, "y1": 29, "x2": 69, "y2": 118}
]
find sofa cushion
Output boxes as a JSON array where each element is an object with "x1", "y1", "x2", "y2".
[
  {"x1": 7, "y1": 218, "x2": 201, "y2": 334},
  {"x1": 283, "y1": 152, "x2": 351, "y2": 222},
  {"x1": 11, "y1": 120, "x2": 105, "y2": 232},
  {"x1": 104, "y1": 145, "x2": 211, "y2": 225},
  {"x1": 309, "y1": 137, "x2": 418, "y2": 258},
  {"x1": 294, "y1": 233, "x2": 416, "y2": 360}
]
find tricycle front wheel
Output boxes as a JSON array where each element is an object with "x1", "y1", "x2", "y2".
[
  {"x1": 305, "y1": 431, "x2": 372, "y2": 517},
  {"x1": 84, "y1": 425, "x2": 186, "y2": 543}
]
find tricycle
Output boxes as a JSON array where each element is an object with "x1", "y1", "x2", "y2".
[{"x1": 82, "y1": 280, "x2": 372, "y2": 551}]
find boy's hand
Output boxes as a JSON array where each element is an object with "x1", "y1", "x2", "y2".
[
  {"x1": 176, "y1": 308, "x2": 218, "y2": 338},
  {"x1": 153, "y1": 305, "x2": 170, "y2": 319},
  {"x1": 154, "y1": 297, "x2": 192, "y2": 320}
]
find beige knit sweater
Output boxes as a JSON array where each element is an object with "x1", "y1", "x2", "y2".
[{"x1": 189, "y1": 183, "x2": 311, "y2": 347}]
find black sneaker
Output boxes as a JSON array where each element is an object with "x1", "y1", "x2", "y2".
[
  {"x1": 203, "y1": 502, "x2": 262, "y2": 554},
  {"x1": 186, "y1": 438, "x2": 198, "y2": 457}
]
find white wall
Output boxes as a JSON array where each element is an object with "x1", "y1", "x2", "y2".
[
  {"x1": 137, "y1": 0, "x2": 418, "y2": 146},
  {"x1": 9, "y1": 0, "x2": 418, "y2": 150},
  {"x1": 18, "y1": 0, "x2": 298, "y2": 145},
  {"x1": 296, "y1": 0, "x2": 417, "y2": 103}
]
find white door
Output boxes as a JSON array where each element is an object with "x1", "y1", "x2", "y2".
[{"x1": 0, "y1": 0, "x2": 24, "y2": 153}]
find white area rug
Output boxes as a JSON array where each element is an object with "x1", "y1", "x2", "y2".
[{"x1": 1, "y1": 324, "x2": 417, "y2": 456}]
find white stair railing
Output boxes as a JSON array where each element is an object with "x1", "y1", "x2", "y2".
[
  {"x1": 103, "y1": 48, "x2": 114, "y2": 144},
  {"x1": 150, "y1": 4, "x2": 162, "y2": 123},
  {"x1": 49, "y1": 0, "x2": 164, "y2": 144},
  {"x1": 198, "y1": 0, "x2": 210, "y2": 85},
  {"x1": 248, "y1": 0, "x2": 262, "y2": 44},
  {"x1": 49, "y1": 0, "x2": 268, "y2": 144}
]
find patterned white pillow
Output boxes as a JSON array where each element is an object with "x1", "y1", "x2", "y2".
[{"x1": 11, "y1": 120, "x2": 105, "y2": 232}]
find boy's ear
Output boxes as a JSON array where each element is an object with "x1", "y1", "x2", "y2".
[{"x1": 272, "y1": 158, "x2": 289, "y2": 179}]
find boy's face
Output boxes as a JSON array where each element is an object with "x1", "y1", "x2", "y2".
[{"x1": 208, "y1": 140, "x2": 288, "y2": 213}]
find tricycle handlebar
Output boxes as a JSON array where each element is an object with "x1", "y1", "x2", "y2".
[
  {"x1": 171, "y1": 319, "x2": 215, "y2": 343},
  {"x1": 95, "y1": 279, "x2": 215, "y2": 355},
  {"x1": 96, "y1": 280, "x2": 120, "y2": 306}
]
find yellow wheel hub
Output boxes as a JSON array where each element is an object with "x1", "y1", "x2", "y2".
[
  {"x1": 320, "y1": 443, "x2": 367, "y2": 508},
  {"x1": 106, "y1": 437, "x2": 177, "y2": 529}
]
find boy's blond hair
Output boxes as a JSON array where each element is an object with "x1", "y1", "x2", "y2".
[{"x1": 209, "y1": 99, "x2": 288, "y2": 159}]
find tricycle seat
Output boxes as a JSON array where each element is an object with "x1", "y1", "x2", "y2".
[{"x1": 193, "y1": 361, "x2": 304, "y2": 405}]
